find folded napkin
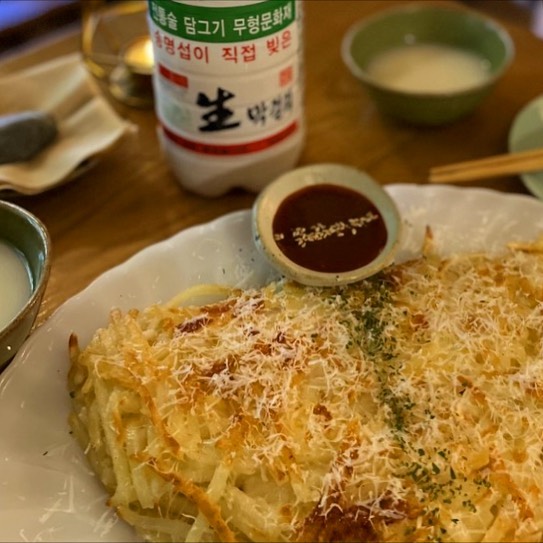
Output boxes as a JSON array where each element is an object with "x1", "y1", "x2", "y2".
[{"x1": 0, "y1": 53, "x2": 134, "y2": 195}]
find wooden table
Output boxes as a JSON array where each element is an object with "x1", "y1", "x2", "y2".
[{"x1": 1, "y1": 0, "x2": 542, "y2": 327}]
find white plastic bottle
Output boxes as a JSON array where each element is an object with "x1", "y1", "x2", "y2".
[{"x1": 147, "y1": 0, "x2": 305, "y2": 197}]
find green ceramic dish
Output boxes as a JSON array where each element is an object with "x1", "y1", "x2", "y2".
[
  {"x1": 508, "y1": 93, "x2": 543, "y2": 200},
  {"x1": 0, "y1": 201, "x2": 51, "y2": 370},
  {"x1": 341, "y1": 3, "x2": 514, "y2": 126}
]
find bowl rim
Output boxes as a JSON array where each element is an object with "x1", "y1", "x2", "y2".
[
  {"x1": 341, "y1": 2, "x2": 515, "y2": 99},
  {"x1": 252, "y1": 163, "x2": 402, "y2": 287},
  {"x1": 0, "y1": 200, "x2": 51, "y2": 341}
]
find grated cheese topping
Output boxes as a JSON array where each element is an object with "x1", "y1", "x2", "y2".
[{"x1": 68, "y1": 238, "x2": 543, "y2": 542}]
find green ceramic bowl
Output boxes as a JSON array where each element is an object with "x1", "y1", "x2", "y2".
[
  {"x1": 0, "y1": 201, "x2": 51, "y2": 370},
  {"x1": 341, "y1": 3, "x2": 514, "y2": 126}
]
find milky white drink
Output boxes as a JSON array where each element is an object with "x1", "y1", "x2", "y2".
[
  {"x1": 0, "y1": 240, "x2": 32, "y2": 330},
  {"x1": 366, "y1": 43, "x2": 491, "y2": 93}
]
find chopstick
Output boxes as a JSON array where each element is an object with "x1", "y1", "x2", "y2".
[{"x1": 429, "y1": 147, "x2": 543, "y2": 184}]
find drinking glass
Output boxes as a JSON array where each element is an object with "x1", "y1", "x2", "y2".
[{"x1": 81, "y1": 0, "x2": 154, "y2": 108}]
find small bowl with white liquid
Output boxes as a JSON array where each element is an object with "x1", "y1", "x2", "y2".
[
  {"x1": 0, "y1": 201, "x2": 51, "y2": 371},
  {"x1": 341, "y1": 4, "x2": 514, "y2": 126}
]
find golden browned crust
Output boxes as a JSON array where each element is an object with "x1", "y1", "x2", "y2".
[{"x1": 68, "y1": 239, "x2": 543, "y2": 542}]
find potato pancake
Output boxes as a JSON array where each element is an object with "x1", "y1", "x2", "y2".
[{"x1": 68, "y1": 237, "x2": 543, "y2": 542}]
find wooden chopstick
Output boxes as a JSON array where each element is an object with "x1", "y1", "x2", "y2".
[{"x1": 429, "y1": 147, "x2": 543, "y2": 184}]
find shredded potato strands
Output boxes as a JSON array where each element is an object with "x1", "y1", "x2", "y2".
[{"x1": 68, "y1": 234, "x2": 543, "y2": 542}]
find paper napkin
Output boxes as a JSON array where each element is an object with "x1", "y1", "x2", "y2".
[{"x1": 0, "y1": 53, "x2": 134, "y2": 195}]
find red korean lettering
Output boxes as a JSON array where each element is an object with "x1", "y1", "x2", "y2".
[
  {"x1": 266, "y1": 36, "x2": 280, "y2": 55},
  {"x1": 281, "y1": 29, "x2": 292, "y2": 49},
  {"x1": 178, "y1": 41, "x2": 191, "y2": 60},
  {"x1": 193, "y1": 46, "x2": 209, "y2": 63},
  {"x1": 164, "y1": 36, "x2": 176, "y2": 55},
  {"x1": 241, "y1": 44, "x2": 256, "y2": 63},
  {"x1": 222, "y1": 46, "x2": 238, "y2": 63},
  {"x1": 153, "y1": 30, "x2": 163, "y2": 49}
]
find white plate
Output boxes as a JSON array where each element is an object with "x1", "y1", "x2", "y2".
[
  {"x1": 1, "y1": 184, "x2": 543, "y2": 542},
  {"x1": 508, "y1": 93, "x2": 543, "y2": 200}
]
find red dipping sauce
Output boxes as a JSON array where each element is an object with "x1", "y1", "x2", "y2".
[{"x1": 272, "y1": 183, "x2": 388, "y2": 273}]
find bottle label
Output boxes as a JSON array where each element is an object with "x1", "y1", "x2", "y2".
[
  {"x1": 150, "y1": 23, "x2": 300, "y2": 75},
  {"x1": 147, "y1": 0, "x2": 303, "y2": 157},
  {"x1": 149, "y1": 0, "x2": 295, "y2": 43},
  {"x1": 161, "y1": 120, "x2": 299, "y2": 156}
]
